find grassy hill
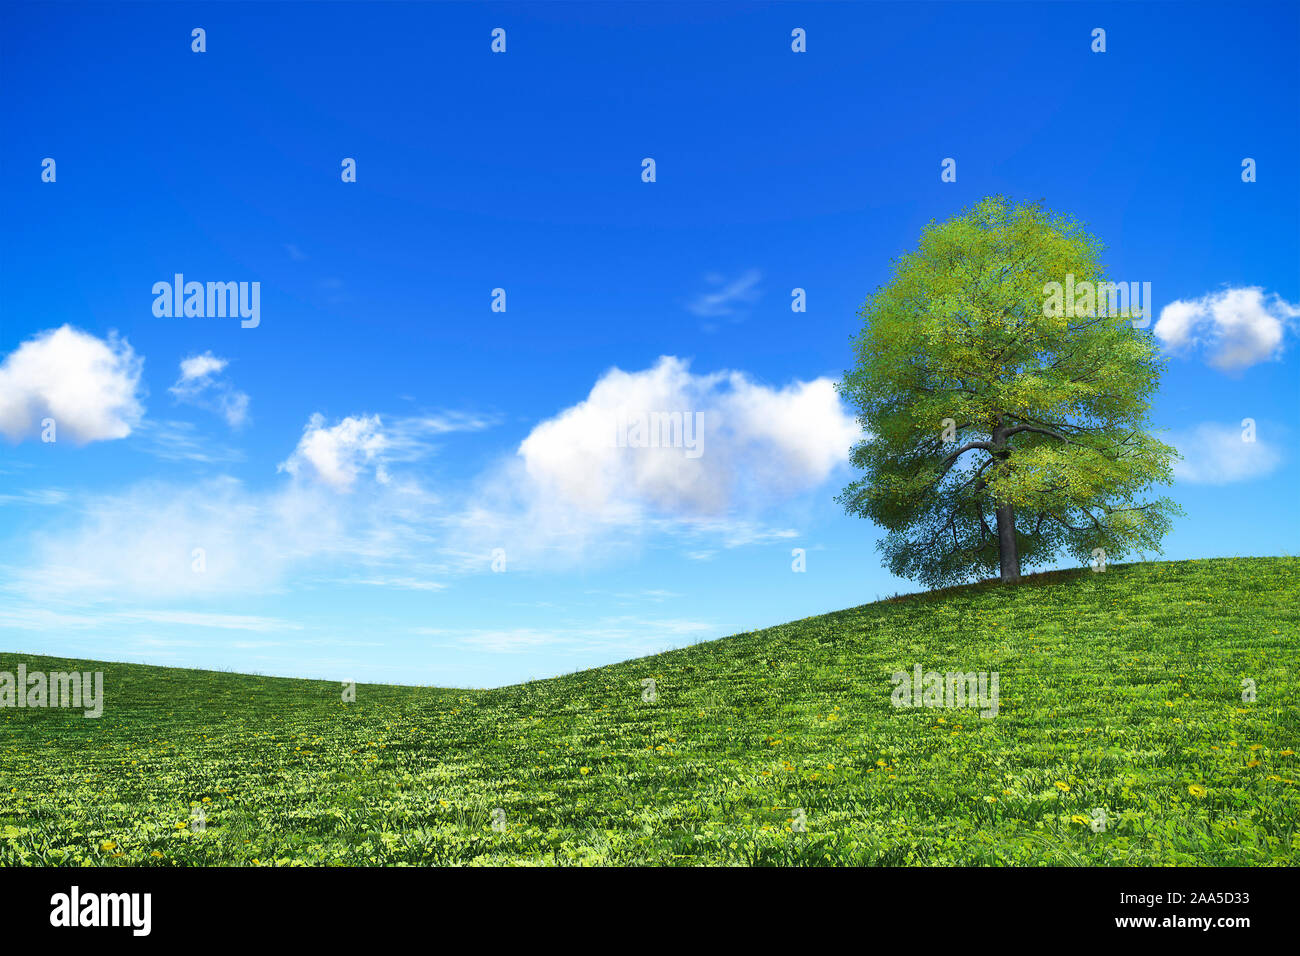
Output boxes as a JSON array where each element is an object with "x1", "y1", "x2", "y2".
[{"x1": 2, "y1": 557, "x2": 1297, "y2": 866}]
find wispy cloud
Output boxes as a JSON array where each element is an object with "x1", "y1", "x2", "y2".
[
  {"x1": 383, "y1": 412, "x2": 500, "y2": 461},
  {"x1": 686, "y1": 269, "x2": 762, "y2": 319},
  {"x1": 132, "y1": 419, "x2": 245, "y2": 464},
  {"x1": 0, "y1": 488, "x2": 69, "y2": 506},
  {"x1": 340, "y1": 575, "x2": 448, "y2": 591},
  {"x1": 1170, "y1": 421, "x2": 1283, "y2": 484},
  {"x1": 170, "y1": 351, "x2": 250, "y2": 427},
  {"x1": 277, "y1": 410, "x2": 497, "y2": 491},
  {"x1": 414, "y1": 617, "x2": 713, "y2": 655},
  {"x1": 0, "y1": 604, "x2": 301, "y2": 632}
]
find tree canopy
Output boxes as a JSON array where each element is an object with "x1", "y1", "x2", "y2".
[{"x1": 837, "y1": 196, "x2": 1181, "y2": 587}]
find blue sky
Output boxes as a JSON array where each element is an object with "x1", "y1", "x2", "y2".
[{"x1": 1, "y1": 1, "x2": 1297, "y2": 686}]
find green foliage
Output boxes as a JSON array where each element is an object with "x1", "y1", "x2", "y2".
[
  {"x1": 838, "y1": 195, "x2": 1181, "y2": 587},
  {"x1": 1, "y1": 557, "x2": 1296, "y2": 866}
]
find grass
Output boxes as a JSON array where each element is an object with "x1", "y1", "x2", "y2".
[{"x1": 1, "y1": 556, "x2": 1297, "y2": 866}]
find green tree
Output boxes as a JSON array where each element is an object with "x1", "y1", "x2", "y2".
[{"x1": 837, "y1": 196, "x2": 1181, "y2": 587}]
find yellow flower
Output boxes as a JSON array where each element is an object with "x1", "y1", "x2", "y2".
[
  {"x1": 150, "y1": 851, "x2": 163, "y2": 858},
  {"x1": 1070, "y1": 814, "x2": 1089, "y2": 824},
  {"x1": 1188, "y1": 784, "x2": 1207, "y2": 797},
  {"x1": 1249, "y1": 744, "x2": 1262, "y2": 751},
  {"x1": 579, "y1": 767, "x2": 590, "y2": 775},
  {"x1": 100, "y1": 840, "x2": 116, "y2": 851},
  {"x1": 1281, "y1": 750, "x2": 1295, "y2": 757},
  {"x1": 1054, "y1": 781, "x2": 1070, "y2": 792},
  {"x1": 876, "y1": 759, "x2": 887, "y2": 767},
  {"x1": 1246, "y1": 760, "x2": 1260, "y2": 768}
]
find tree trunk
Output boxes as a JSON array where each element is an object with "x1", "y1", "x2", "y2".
[
  {"x1": 995, "y1": 501, "x2": 1020, "y2": 583},
  {"x1": 991, "y1": 415, "x2": 1021, "y2": 583}
]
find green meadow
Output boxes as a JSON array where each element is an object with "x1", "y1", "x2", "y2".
[{"x1": 2, "y1": 556, "x2": 1297, "y2": 866}]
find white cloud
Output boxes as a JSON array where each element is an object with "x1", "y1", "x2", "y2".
[
  {"x1": 4, "y1": 358, "x2": 857, "y2": 605},
  {"x1": 7, "y1": 408, "x2": 484, "y2": 605},
  {"x1": 169, "y1": 351, "x2": 249, "y2": 427},
  {"x1": 686, "y1": 269, "x2": 762, "y2": 318},
  {"x1": 517, "y1": 356, "x2": 859, "y2": 519},
  {"x1": 0, "y1": 325, "x2": 144, "y2": 443},
  {"x1": 279, "y1": 414, "x2": 390, "y2": 490},
  {"x1": 428, "y1": 357, "x2": 859, "y2": 574},
  {"x1": 1170, "y1": 422, "x2": 1283, "y2": 484},
  {"x1": 178, "y1": 353, "x2": 227, "y2": 381},
  {"x1": 278, "y1": 411, "x2": 496, "y2": 491},
  {"x1": 1154, "y1": 287, "x2": 1300, "y2": 372}
]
